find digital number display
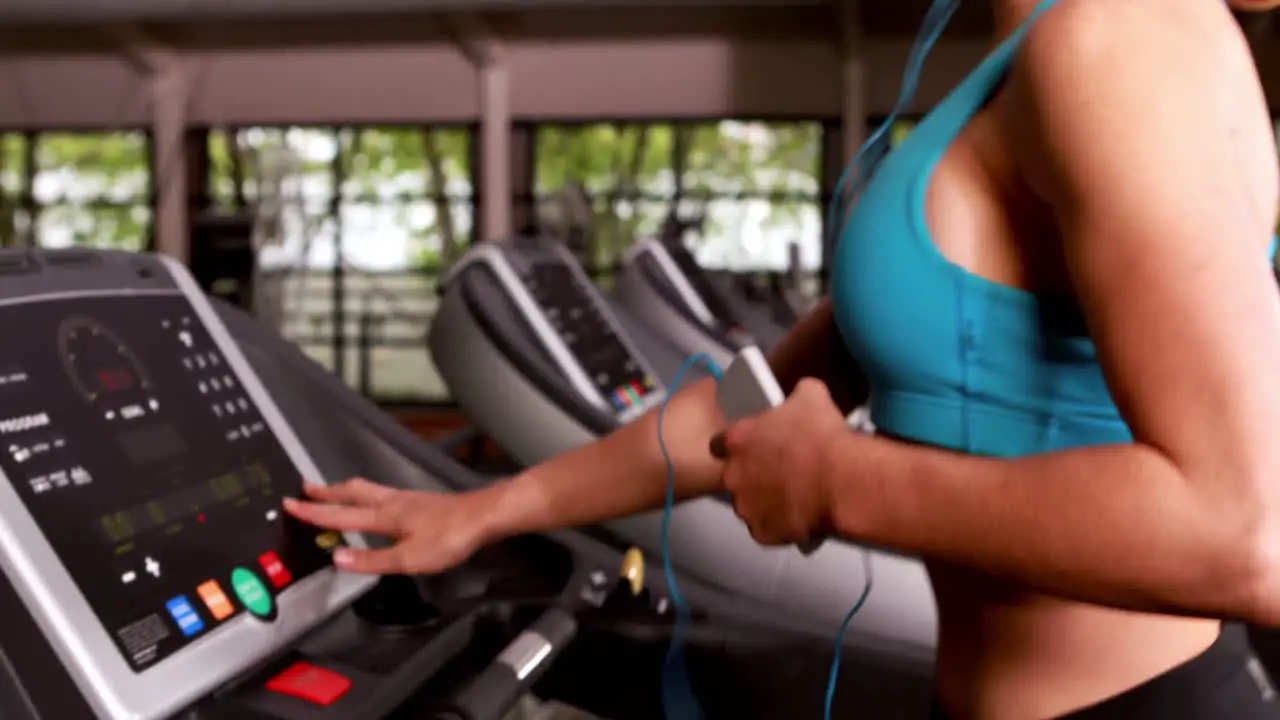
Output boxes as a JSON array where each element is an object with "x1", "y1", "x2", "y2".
[
  {"x1": 95, "y1": 462, "x2": 273, "y2": 545},
  {"x1": 97, "y1": 368, "x2": 137, "y2": 393}
]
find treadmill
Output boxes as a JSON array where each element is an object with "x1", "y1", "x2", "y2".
[
  {"x1": 614, "y1": 238, "x2": 792, "y2": 359},
  {"x1": 0, "y1": 248, "x2": 930, "y2": 720},
  {"x1": 429, "y1": 235, "x2": 938, "y2": 665},
  {"x1": 218, "y1": 275, "x2": 932, "y2": 720}
]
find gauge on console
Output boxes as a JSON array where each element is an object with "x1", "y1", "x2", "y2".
[{"x1": 57, "y1": 316, "x2": 153, "y2": 405}]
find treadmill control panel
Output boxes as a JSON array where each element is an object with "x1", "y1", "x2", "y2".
[
  {"x1": 0, "y1": 293, "x2": 332, "y2": 672},
  {"x1": 508, "y1": 244, "x2": 660, "y2": 416}
]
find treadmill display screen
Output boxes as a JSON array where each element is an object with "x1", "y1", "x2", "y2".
[
  {"x1": 0, "y1": 294, "x2": 333, "y2": 672},
  {"x1": 520, "y1": 261, "x2": 656, "y2": 412}
]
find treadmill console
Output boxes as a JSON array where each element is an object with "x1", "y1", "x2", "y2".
[
  {"x1": 0, "y1": 251, "x2": 374, "y2": 720},
  {"x1": 488, "y1": 238, "x2": 664, "y2": 422},
  {"x1": 624, "y1": 240, "x2": 755, "y2": 351},
  {"x1": 656, "y1": 238, "x2": 742, "y2": 331}
]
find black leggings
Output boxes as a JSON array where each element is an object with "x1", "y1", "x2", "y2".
[{"x1": 930, "y1": 624, "x2": 1280, "y2": 719}]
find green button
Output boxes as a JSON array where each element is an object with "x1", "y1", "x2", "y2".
[{"x1": 231, "y1": 567, "x2": 272, "y2": 617}]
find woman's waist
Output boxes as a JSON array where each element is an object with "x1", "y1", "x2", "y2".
[{"x1": 928, "y1": 560, "x2": 1223, "y2": 718}]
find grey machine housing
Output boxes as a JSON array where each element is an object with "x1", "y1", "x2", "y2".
[
  {"x1": 0, "y1": 252, "x2": 377, "y2": 720},
  {"x1": 614, "y1": 238, "x2": 796, "y2": 357},
  {"x1": 429, "y1": 236, "x2": 937, "y2": 658},
  {"x1": 612, "y1": 239, "x2": 741, "y2": 371}
]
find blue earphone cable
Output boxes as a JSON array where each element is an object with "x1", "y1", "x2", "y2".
[
  {"x1": 816, "y1": 3, "x2": 960, "y2": 717},
  {"x1": 656, "y1": 352, "x2": 878, "y2": 720},
  {"x1": 823, "y1": 550, "x2": 875, "y2": 720},
  {"x1": 657, "y1": 352, "x2": 723, "y2": 720},
  {"x1": 655, "y1": 10, "x2": 960, "y2": 714},
  {"x1": 827, "y1": 0, "x2": 961, "y2": 247}
]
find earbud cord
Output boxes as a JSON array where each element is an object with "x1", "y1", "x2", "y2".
[
  {"x1": 826, "y1": 0, "x2": 962, "y2": 246},
  {"x1": 818, "y1": 4, "x2": 959, "y2": 718},
  {"x1": 656, "y1": 8, "x2": 959, "y2": 715},
  {"x1": 656, "y1": 353, "x2": 722, "y2": 720}
]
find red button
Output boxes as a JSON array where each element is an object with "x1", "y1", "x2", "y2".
[
  {"x1": 266, "y1": 662, "x2": 352, "y2": 706},
  {"x1": 258, "y1": 551, "x2": 292, "y2": 589}
]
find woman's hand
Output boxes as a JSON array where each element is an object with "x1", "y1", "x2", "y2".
[
  {"x1": 711, "y1": 378, "x2": 850, "y2": 547},
  {"x1": 283, "y1": 478, "x2": 502, "y2": 575}
]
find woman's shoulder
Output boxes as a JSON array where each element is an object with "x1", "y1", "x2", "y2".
[
  {"x1": 1002, "y1": 0, "x2": 1266, "y2": 197},
  {"x1": 1021, "y1": 0, "x2": 1247, "y2": 74}
]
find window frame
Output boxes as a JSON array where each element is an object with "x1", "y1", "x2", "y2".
[{"x1": 198, "y1": 123, "x2": 478, "y2": 409}]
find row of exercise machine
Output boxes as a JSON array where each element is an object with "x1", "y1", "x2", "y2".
[
  {"x1": 0, "y1": 240, "x2": 937, "y2": 720},
  {"x1": 430, "y1": 234, "x2": 936, "y2": 655}
]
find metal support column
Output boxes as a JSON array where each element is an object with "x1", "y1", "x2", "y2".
[
  {"x1": 821, "y1": 0, "x2": 868, "y2": 287},
  {"x1": 510, "y1": 124, "x2": 535, "y2": 235},
  {"x1": 113, "y1": 25, "x2": 192, "y2": 262},
  {"x1": 479, "y1": 61, "x2": 512, "y2": 240},
  {"x1": 840, "y1": 0, "x2": 868, "y2": 162},
  {"x1": 144, "y1": 53, "x2": 191, "y2": 260},
  {"x1": 451, "y1": 16, "x2": 511, "y2": 242}
]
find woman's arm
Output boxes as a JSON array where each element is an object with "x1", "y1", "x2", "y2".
[
  {"x1": 490, "y1": 298, "x2": 869, "y2": 537},
  {"x1": 827, "y1": 0, "x2": 1280, "y2": 624}
]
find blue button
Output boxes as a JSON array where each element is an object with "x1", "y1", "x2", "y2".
[{"x1": 166, "y1": 595, "x2": 205, "y2": 637}]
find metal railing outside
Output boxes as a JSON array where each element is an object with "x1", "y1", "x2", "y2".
[{"x1": 256, "y1": 262, "x2": 822, "y2": 406}]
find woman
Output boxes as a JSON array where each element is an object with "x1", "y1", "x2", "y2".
[{"x1": 286, "y1": 0, "x2": 1280, "y2": 716}]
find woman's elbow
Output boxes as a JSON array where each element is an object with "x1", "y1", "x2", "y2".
[
  {"x1": 1238, "y1": 523, "x2": 1280, "y2": 627},
  {"x1": 1218, "y1": 491, "x2": 1280, "y2": 627}
]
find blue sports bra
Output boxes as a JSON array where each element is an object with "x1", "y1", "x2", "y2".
[
  {"x1": 832, "y1": 0, "x2": 1275, "y2": 457},
  {"x1": 831, "y1": 0, "x2": 1126, "y2": 457}
]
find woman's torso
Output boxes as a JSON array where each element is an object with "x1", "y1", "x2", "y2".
[{"x1": 830, "y1": 2, "x2": 1278, "y2": 717}]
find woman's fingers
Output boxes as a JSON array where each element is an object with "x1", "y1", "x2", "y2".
[
  {"x1": 709, "y1": 432, "x2": 729, "y2": 460},
  {"x1": 332, "y1": 546, "x2": 409, "y2": 575},
  {"x1": 303, "y1": 478, "x2": 395, "y2": 506},
  {"x1": 283, "y1": 498, "x2": 392, "y2": 535}
]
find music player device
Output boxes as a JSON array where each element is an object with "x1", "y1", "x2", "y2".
[
  {"x1": 0, "y1": 250, "x2": 376, "y2": 720},
  {"x1": 715, "y1": 346, "x2": 785, "y2": 424},
  {"x1": 715, "y1": 346, "x2": 826, "y2": 556}
]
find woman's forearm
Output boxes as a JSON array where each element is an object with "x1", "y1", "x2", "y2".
[
  {"x1": 484, "y1": 297, "x2": 868, "y2": 543},
  {"x1": 829, "y1": 437, "x2": 1274, "y2": 623}
]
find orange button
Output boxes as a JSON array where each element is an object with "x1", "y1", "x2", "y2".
[{"x1": 197, "y1": 580, "x2": 235, "y2": 621}]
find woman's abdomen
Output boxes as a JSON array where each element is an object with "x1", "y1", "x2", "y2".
[{"x1": 927, "y1": 560, "x2": 1221, "y2": 719}]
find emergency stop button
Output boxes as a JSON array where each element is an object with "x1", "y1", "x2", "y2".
[
  {"x1": 258, "y1": 550, "x2": 292, "y2": 589},
  {"x1": 266, "y1": 661, "x2": 352, "y2": 706}
]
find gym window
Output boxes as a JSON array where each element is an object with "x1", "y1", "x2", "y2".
[
  {"x1": 0, "y1": 130, "x2": 153, "y2": 251},
  {"x1": 525, "y1": 120, "x2": 826, "y2": 298},
  {"x1": 204, "y1": 125, "x2": 475, "y2": 405}
]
